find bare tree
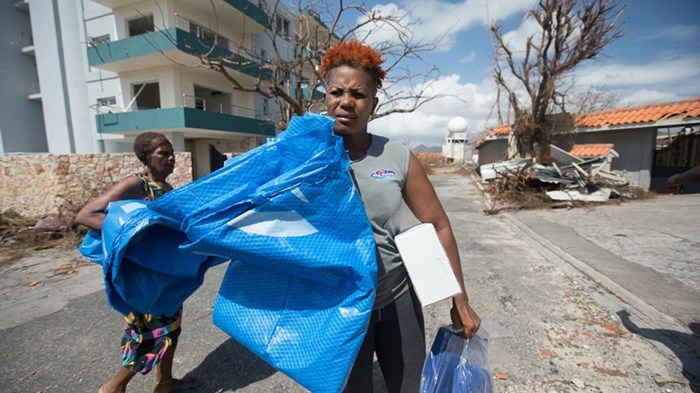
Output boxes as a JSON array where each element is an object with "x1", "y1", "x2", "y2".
[
  {"x1": 491, "y1": 0, "x2": 624, "y2": 162},
  {"x1": 167, "y1": 0, "x2": 452, "y2": 129},
  {"x1": 566, "y1": 84, "x2": 622, "y2": 114}
]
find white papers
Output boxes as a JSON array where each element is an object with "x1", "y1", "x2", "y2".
[{"x1": 395, "y1": 223, "x2": 462, "y2": 306}]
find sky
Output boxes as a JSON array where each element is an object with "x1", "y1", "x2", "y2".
[{"x1": 350, "y1": 0, "x2": 700, "y2": 147}]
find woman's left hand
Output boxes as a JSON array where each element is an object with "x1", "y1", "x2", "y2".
[{"x1": 450, "y1": 296, "x2": 481, "y2": 339}]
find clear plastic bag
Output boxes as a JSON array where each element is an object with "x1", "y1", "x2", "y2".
[{"x1": 420, "y1": 325, "x2": 494, "y2": 393}]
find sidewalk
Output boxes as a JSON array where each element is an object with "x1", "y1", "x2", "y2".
[
  {"x1": 432, "y1": 172, "x2": 697, "y2": 393},
  {"x1": 467, "y1": 173, "x2": 700, "y2": 392},
  {"x1": 505, "y1": 193, "x2": 700, "y2": 331}
]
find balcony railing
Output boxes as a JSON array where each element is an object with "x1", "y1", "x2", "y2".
[
  {"x1": 174, "y1": 14, "x2": 262, "y2": 63},
  {"x1": 182, "y1": 94, "x2": 272, "y2": 121}
]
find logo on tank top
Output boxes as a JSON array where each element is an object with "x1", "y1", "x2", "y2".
[{"x1": 370, "y1": 169, "x2": 396, "y2": 179}]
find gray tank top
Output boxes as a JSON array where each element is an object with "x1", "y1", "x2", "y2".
[{"x1": 350, "y1": 134, "x2": 410, "y2": 309}]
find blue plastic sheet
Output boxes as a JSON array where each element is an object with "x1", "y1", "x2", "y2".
[
  {"x1": 420, "y1": 326, "x2": 493, "y2": 393},
  {"x1": 80, "y1": 113, "x2": 377, "y2": 392},
  {"x1": 79, "y1": 200, "x2": 226, "y2": 316}
]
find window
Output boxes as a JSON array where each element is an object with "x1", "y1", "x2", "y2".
[
  {"x1": 90, "y1": 34, "x2": 110, "y2": 46},
  {"x1": 190, "y1": 21, "x2": 229, "y2": 50},
  {"x1": 132, "y1": 82, "x2": 160, "y2": 110},
  {"x1": 97, "y1": 97, "x2": 116, "y2": 106},
  {"x1": 96, "y1": 97, "x2": 117, "y2": 113},
  {"x1": 262, "y1": 99, "x2": 269, "y2": 115},
  {"x1": 128, "y1": 15, "x2": 154, "y2": 37},
  {"x1": 275, "y1": 15, "x2": 290, "y2": 39}
]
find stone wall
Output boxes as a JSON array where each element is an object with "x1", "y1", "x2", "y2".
[{"x1": 0, "y1": 152, "x2": 192, "y2": 219}]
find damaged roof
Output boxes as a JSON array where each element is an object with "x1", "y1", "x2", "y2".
[{"x1": 569, "y1": 143, "x2": 616, "y2": 157}]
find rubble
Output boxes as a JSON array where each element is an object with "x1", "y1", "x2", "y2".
[
  {"x1": 0, "y1": 209, "x2": 85, "y2": 267},
  {"x1": 478, "y1": 144, "x2": 648, "y2": 212}
]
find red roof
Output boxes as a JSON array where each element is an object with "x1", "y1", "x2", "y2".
[
  {"x1": 484, "y1": 97, "x2": 700, "y2": 138},
  {"x1": 575, "y1": 97, "x2": 700, "y2": 127},
  {"x1": 569, "y1": 143, "x2": 615, "y2": 157},
  {"x1": 487, "y1": 124, "x2": 511, "y2": 136}
]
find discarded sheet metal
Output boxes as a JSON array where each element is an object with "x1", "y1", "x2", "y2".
[
  {"x1": 478, "y1": 143, "x2": 633, "y2": 205},
  {"x1": 478, "y1": 158, "x2": 532, "y2": 181}
]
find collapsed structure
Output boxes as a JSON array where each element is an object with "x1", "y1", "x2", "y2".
[{"x1": 473, "y1": 97, "x2": 700, "y2": 208}]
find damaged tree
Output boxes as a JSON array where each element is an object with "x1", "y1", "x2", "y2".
[{"x1": 491, "y1": 0, "x2": 624, "y2": 163}]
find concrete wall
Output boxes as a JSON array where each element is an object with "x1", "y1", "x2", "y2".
[
  {"x1": 0, "y1": 1, "x2": 48, "y2": 154},
  {"x1": 0, "y1": 152, "x2": 192, "y2": 218},
  {"x1": 476, "y1": 139, "x2": 508, "y2": 166},
  {"x1": 29, "y1": 0, "x2": 94, "y2": 154},
  {"x1": 552, "y1": 127, "x2": 657, "y2": 189}
]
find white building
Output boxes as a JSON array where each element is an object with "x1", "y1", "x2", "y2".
[
  {"x1": 1, "y1": 0, "x2": 91, "y2": 155},
  {"x1": 2, "y1": 0, "x2": 309, "y2": 178},
  {"x1": 441, "y1": 116, "x2": 471, "y2": 163}
]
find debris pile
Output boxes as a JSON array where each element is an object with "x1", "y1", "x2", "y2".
[
  {"x1": 478, "y1": 144, "x2": 648, "y2": 213},
  {"x1": 0, "y1": 210, "x2": 84, "y2": 266}
]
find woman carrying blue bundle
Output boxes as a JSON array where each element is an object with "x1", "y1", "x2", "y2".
[{"x1": 76, "y1": 132, "x2": 199, "y2": 393}]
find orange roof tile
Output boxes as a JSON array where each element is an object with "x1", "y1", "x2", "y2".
[
  {"x1": 488, "y1": 124, "x2": 511, "y2": 137},
  {"x1": 569, "y1": 143, "x2": 615, "y2": 157},
  {"x1": 575, "y1": 97, "x2": 700, "y2": 127},
  {"x1": 484, "y1": 97, "x2": 700, "y2": 136}
]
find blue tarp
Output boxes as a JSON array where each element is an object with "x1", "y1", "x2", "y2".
[
  {"x1": 80, "y1": 113, "x2": 377, "y2": 392},
  {"x1": 80, "y1": 200, "x2": 227, "y2": 317}
]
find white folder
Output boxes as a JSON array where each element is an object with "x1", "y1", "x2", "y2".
[{"x1": 395, "y1": 223, "x2": 462, "y2": 306}]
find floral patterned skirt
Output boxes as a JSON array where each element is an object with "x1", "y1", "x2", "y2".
[{"x1": 120, "y1": 307, "x2": 182, "y2": 374}]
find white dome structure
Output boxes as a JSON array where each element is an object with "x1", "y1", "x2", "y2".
[
  {"x1": 447, "y1": 116, "x2": 468, "y2": 133},
  {"x1": 442, "y1": 116, "x2": 471, "y2": 164}
]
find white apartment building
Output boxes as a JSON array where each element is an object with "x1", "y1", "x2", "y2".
[{"x1": 2, "y1": 0, "x2": 305, "y2": 178}]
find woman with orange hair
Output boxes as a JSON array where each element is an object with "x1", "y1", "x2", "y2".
[{"x1": 320, "y1": 40, "x2": 481, "y2": 392}]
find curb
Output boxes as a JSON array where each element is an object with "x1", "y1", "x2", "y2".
[
  {"x1": 466, "y1": 172, "x2": 690, "y2": 334},
  {"x1": 502, "y1": 211, "x2": 690, "y2": 334}
]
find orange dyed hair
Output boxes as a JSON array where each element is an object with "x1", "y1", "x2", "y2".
[{"x1": 320, "y1": 40, "x2": 386, "y2": 90}]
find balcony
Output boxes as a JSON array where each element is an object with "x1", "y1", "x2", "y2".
[
  {"x1": 95, "y1": 95, "x2": 275, "y2": 137},
  {"x1": 88, "y1": 22, "x2": 270, "y2": 79},
  {"x1": 89, "y1": 0, "x2": 269, "y2": 27}
]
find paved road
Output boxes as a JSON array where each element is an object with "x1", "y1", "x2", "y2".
[
  {"x1": 507, "y1": 192, "x2": 700, "y2": 327},
  {"x1": 0, "y1": 172, "x2": 696, "y2": 392}
]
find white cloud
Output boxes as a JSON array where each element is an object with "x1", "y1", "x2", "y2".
[
  {"x1": 459, "y1": 51, "x2": 477, "y2": 64},
  {"x1": 355, "y1": 1, "x2": 700, "y2": 148},
  {"x1": 575, "y1": 55, "x2": 700, "y2": 101},
  {"x1": 369, "y1": 74, "x2": 499, "y2": 147},
  {"x1": 576, "y1": 56, "x2": 700, "y2": 87},
  {"x1": 639, "y1": 24, "x2": 700, "y2": 42},
  {"x1": 499, "y1": 15, "x2": 541, "y2": 56},
  {"x1": 357, "y1": 0, "x2": 537, "y2": 51},
  {"x1": 368, "y1": 53, "x2": 700, "y2": 147},
  {"x1": 622, "y1": 89, "x2": 677, "y2": 104}
]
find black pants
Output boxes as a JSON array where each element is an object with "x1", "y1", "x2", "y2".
[{"x1": 343, "y1": 288, "x2": 426, "y2": 393}]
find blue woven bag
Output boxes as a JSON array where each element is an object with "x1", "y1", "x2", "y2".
[{"x1": 81, "y1": 113, "x2": 377, "y2": 392}]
